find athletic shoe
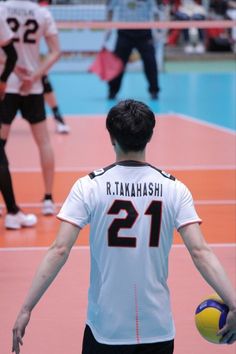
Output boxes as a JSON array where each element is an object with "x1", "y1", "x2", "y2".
[
  {"x1": 195, "y1": 43, "x2": 205, "y2": 54},
  {"x1": 5, "y1": 211, "x2": 37, "y2": 230},
  {"x1": 42, "y1": 199, "x2": 55, "y2": 215},
  {"x1": 184, "y1": 44, "x2": 194, "y2": 54},
  {"x1": 56, "y1": 122, "x2": 70, "y2": 134}
]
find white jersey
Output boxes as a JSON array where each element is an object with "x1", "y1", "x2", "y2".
[
  {"x1": 0, "y1": 0, "x2": 57, "y2": 95},
  {"x1": 0, "y1": 8, "x2": 13, "y2": 47},
  {"x1": 58, "y1": 161, "x2": 201, "y2": 345}
]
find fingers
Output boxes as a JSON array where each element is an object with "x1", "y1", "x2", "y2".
[
  {"x1": 12, "y1": 329, "x2": 23, "y2": 354},
  {"x1": 218, "y1": 330, "x2": 236, "y2": 344}
]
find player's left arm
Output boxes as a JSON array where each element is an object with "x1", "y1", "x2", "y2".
[
  {"x1": 34, "y1": 33, "x2": 61, "y2": 81},
  {"x1": 0, "y1": 39, "x2": 17, "y2": 100},
  {"x1": 20, "y1": 34, "x2": 60, "y2": 93},
  {"x1": 12, "y1": 221, "x2": 80, "y2": 354},
  {"x1": 179, "y1": 223, "x2": 236, "y2": 344}
]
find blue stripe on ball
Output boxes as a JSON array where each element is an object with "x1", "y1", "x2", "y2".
[
  {"x1": 195, "y1": 299, "x2": 229, "y2": 315},
  {"x1": 219, "y1": 310, "x2": 228, "y2": 329}
]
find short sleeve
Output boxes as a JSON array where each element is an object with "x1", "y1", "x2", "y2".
[
  {"x1": 0, "y1": 10, "x2": 13, "y2": 46},
  {"x1": 174, "y1": 181, "x2": 202, "y2": 230},
  {"x1": 42, "y1": 8, "x2": 58, "y2": 38},
  {"x1": 57, "y1": 178, "x2": 91, "y2": 228}
]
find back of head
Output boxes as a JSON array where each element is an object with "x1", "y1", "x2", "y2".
[{"x1": 106, "y1": 99, "x2": 156, "y2": 153}]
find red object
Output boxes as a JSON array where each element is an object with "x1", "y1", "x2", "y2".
[{"x1": 88, "y1": 48, "x2": 124, "y2": 81}]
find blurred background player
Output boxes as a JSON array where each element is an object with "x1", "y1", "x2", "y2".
[
  {"x1": 42, "y1": 74, "x2": 70, "y2": 134},
  {"x1": 0, "y1": 0, "x2": 61, "y2": 215},
  {"x1": 0, "y1": 7, "x2": 37, "y2": 229},
  {"x1": 107, "y1": 0, "x2": 160, "y2": 100},
  {"x1": 38, "y1": 1, "x2": 69, "y2": 134}
]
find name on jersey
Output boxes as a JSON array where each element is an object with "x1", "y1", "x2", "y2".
[
  {"x1": 106, "y1": 182, "x2": 163, "y2": 197},
  {"x1": 8, "y1": 8, "x2": 35, "y2": 17}
]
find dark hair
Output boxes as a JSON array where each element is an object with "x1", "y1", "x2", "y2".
[{"x1": 106, "y1": 99, "x2": 156, "y2": 152}]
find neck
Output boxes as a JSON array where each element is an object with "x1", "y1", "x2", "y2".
[{"x1": 116, "y1": 151, "x2": 146, "y2": 163}]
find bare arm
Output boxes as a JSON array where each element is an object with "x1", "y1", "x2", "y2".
[
  {"x1": 12, "y1": 221, "x2": 80, "y2": 354},
  {"x1": 179, "y1": 223, "x2": 236, "y2": 343},
  {"x1": 20, "y1": 34, "x2": 61, "y2": 93},
  {"x1": 34, "y1": 34, "x2": 61, "y2": 81}
]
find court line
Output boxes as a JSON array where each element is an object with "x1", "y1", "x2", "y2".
[
  {"x1": 0, "y1": 244, "x2": 235, "y2": 252},
  {"x1": 174, "y1": 113, "x2": 236, "y2": 134},
  {"x1": 50, "y1": 114, "x2": 236, "y2": 134},
  {"x1": 9, "y1": 165, "x2": 236, "y2": 172},
  {"x1": 1, "y1": 199, "x2": 234, "y2": 208}
]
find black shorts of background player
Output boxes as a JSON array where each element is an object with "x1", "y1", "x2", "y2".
[{"x1": 42, "y1": 75, "x2": 70, "y2": 134}]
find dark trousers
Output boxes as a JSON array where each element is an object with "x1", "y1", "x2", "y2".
[
  {"x1": 108, "y1": 30, "x2": 159, "y2": 96},
  {"x1": 174, "y1": 12, "x2": 205, "y2": 42},
  {"x1": 82, "y1": 325, "x2": 174, "y2": 354}
]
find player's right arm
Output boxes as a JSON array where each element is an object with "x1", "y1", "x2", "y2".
[
  {"x1": 20, "y1": 33, "x2": 60, "y2": 93},
  {"x1": 12, "y1": 221, "x2": 80, "y2": 354},
  {"x1": 179, "y1": 222, "x2": 236, "y2": 344}
]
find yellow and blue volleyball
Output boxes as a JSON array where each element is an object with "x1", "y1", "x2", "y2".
[{"x1": 195, "y1": 294, "x2": 229, "y2": 344}]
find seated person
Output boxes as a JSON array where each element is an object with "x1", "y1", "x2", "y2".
[{"x1": 174, "y1": 0, "x2": 207, "y2": 53}]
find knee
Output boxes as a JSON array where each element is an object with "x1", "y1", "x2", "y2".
[
  {"x1": 192, "y1": 14, "x2": 205, "y2": 20},
  {"x1": 175, "y1": 12, "x2": 190, "y2": 20}
]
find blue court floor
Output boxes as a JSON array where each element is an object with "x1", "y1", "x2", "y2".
[{"x1": 48, "y1": 68, "x2": 236, "y2": 131}]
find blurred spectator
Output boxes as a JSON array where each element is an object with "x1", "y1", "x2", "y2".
[
  {"x1": 209, "y1": 0, "x2": 228, "y2": 17},
  {"x1": 173, "y1": 0, "x2": 207, "y2": 53},
  {"x1": 226, "y1": 0, "x2": 236, "y2": 52}
]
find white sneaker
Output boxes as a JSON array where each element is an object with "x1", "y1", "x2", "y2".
[
  {"x1": 5, "y1": 211, "x2": 37, "y2": 230},
  {"x1": 195, "y1": 42, "x2": 205, "y2": 54},
  {"x1": 42, "y1": 199, "x2": 55, "y2": 215},
  {"x1": 184, "y1": 44, "x2": 194, "y2": 54},
  {"x1": 56, "y1": 122, "x2": 70, "y2": 134}
]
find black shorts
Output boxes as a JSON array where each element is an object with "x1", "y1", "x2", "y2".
[
  {"x1": 42, "y1": 75, "x2": 53, "y2": 94},
  {"x1": 82, "y1": 325, "x2": 174, "y2": 354},
  {"x1": 0, "y1": 93, "x2": 46, "y2": 125}
]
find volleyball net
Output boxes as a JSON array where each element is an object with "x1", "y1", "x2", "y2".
[
  {"x1": 0, "y1": 0, "x2": 235, "y2": 72},
  {"x1": 41, "y1": 2, "x2": 234, "y2": 72}
]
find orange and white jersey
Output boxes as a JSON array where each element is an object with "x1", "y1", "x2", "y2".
[
  {"x1": 0, "y1": 0, "x2": 57, "y2": 94},
  {"x1": 58, "y1": 161, "x2": 201, "y2": 345},
  {"x1": 0, "y1": 8, "x2": 13, "y2": 47}
]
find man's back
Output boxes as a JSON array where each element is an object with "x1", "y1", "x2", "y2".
[{"x1": 58, "y1": 161, "x2": 201, "y2": 344}]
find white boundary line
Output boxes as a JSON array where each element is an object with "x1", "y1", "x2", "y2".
[
  {"x1": 1, "y1": 199, "x2": 234, "y2": 209},
  {"x1": 169, "y1": 113, "x2": 236, "y2": 135},
  {"x1": 52, "y1": 113, "x2": 236, "y2": 135},
  {"x1": 0, "y1": 244, "x2": 235, "y2": 252},
  {"x1": 9, "y1": 165, "x2": 236, "y2": 172}
]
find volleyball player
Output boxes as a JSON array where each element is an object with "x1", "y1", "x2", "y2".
[
  {"x1": 38, "y1": 0, "x2": 70, "y2": 134},
  {"x1": 0, "y1": 7, "x2": 37, "y2": 229},
  {"x1": 0, "y1": 0, "x2": 61, "y2": 215},
  {"x1": 12, "y1": 100, "x2": 236, "y2": 353}
]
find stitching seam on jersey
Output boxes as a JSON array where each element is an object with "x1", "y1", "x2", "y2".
[{"x1": 134, "y1": 283, "x2": 140, "y2": 344}]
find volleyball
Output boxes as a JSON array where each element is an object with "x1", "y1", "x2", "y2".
[{"x1": 195, "y1": 294, "x2": 229, "y2": 344}]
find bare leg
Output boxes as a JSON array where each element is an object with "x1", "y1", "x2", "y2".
[{"x1": 30, "y1": 120, "x2": 54, "y2": 195}]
